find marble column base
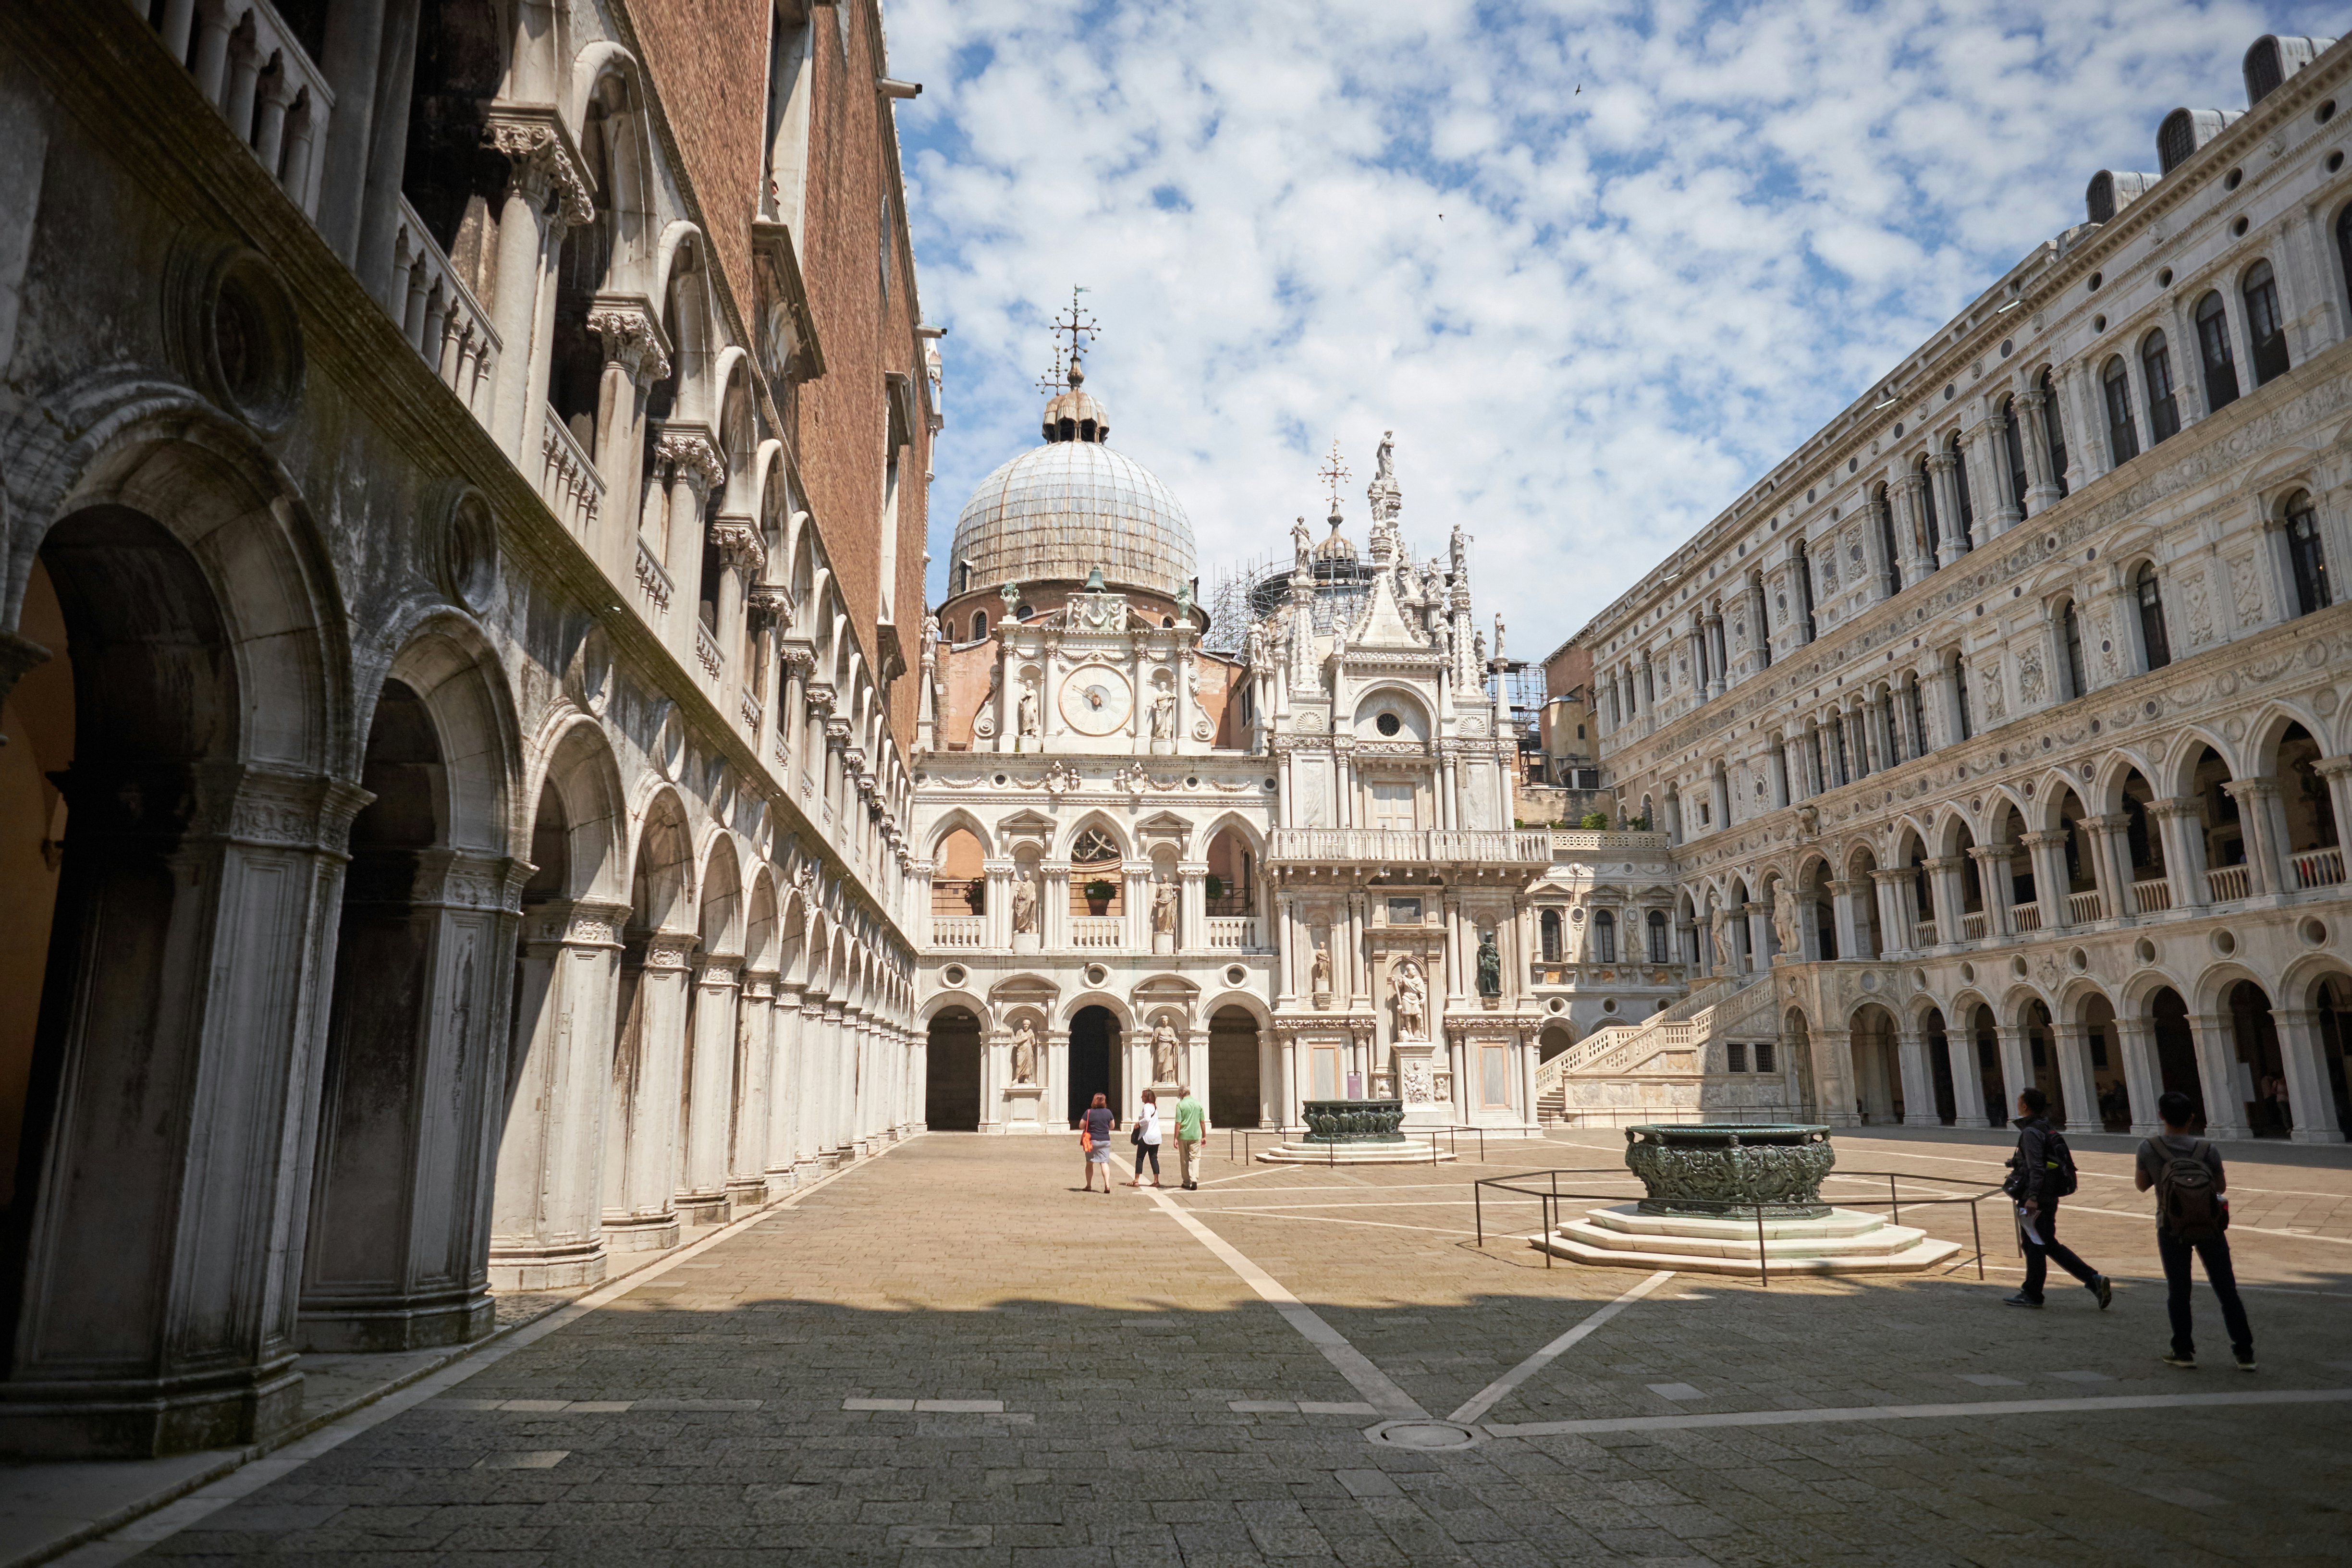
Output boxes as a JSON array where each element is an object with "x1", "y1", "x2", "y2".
[
  {"x1": 487, "y1": 1237, "x2": 609, "y2": 1292},
  {"x1": 297, "y1": 1286, "x2": 495, "y2": 1353},
  {"x1": 0, "y1": 1359, "x2": 304, "y2": 1459},
  {"x1": 602, "y1": 1210, "x2": 681, "y2": 1253}
]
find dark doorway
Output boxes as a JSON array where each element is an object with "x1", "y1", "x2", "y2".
[
  {"x1": 2228, "y1": 981, "x2": 2286, "y2": 1137},
  {"x1": 1067, "y1": 1005, "x2": 1119, "y2": 1127},
  {"x1": 1971, "y1": 1005, "x2": 2005, "y2": 1125},
  {"x1": 1209, "y1": 1007, "x2": 1261, "y2": 1128},
  {"x1": 2151, "y1": 986, "x2": 2205, "y2": 1130},
  {"x1": 1924, "y1": 1009, "x2": 1956, "y2": 1124},
  {"x1": 924, "y1": 1009, "x2": 982, "y2": 1131}
]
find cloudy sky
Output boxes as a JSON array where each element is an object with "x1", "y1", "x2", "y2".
[{"x1": 887, "y1": 0, "x2": 2338, "y2": 661}]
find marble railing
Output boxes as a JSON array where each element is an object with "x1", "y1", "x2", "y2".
[
  {"x1": 390, "y1": 196, "x2": 499, "y2": 420},
  {"x1": 1268, "y1": 828, "x2": 1552, "y2": 864},
  {"x1": 134, "y1": 0, "x2": 333, "y2": 219},
  {"x1": 539, "y1": 405, "x2": 603, "y2": 535}
]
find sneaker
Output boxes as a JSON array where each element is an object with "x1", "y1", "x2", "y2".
[
  {"x1": 2160, "y1": 1351, "x2": 2197, "y2": 1369},
  {"x1": 2092, "y1": 1275, "x2": 2114, "y2": 1311},
  {"x1": 2234, "y1": 1350, "x2": 2257, "y2": 1373},
  {"x1": 2002, "y1": 1292, "x2": 2044, "y2": 1309}
]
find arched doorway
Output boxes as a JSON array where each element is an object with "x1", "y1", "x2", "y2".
[
  {"x1": 924, "y1": 1008, "x2": 982, "y2": 1131},
  {"x1": 1209, "y1": 1006, "x2": 1261, "y2": 1127},
  {"x1": 2226, "y1": 980, "x2": 2287, "y2": 1137},
  {"x1": 1067, "y1": 1005, "x2": 1121, "y2": 1127},
  {"x1": 1538, "y1": 1024, "x2": 1575, "y2": 1064},
  {"x1": 1968, "y1": 1004, "x2": 2005, "y2": 1125},
  {"x1": 2313, "y1": 974, "x2": 2352, "y2": 1137},
  {"x1": 2083, "y1": 995, "x2": 2129, "y2": 1131},
  {"x1": 1922, "y1": 1008, "x2": 1956, "y2": 1124},
  {"x1": 2149, "y1": 986, "x2": 2205, "y2": 1129},
  {"x1": 1850, "y1": 1005, "x2": 1902, "y2": 1124},
  {"x1": 2023, "y1": 999, "x2": 2063, "y2": 1125}
]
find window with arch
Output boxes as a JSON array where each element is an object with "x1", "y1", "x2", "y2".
[
  {"x1": 1948, "y1": 434, "x2": 1974, "y2": 546},
  {"x1": 2001, "y1": 397, "x2": 2029, "y2": 510},
  {"x1": 1591, "y1": 908, "x2": 1617, "y2": 964},
  {"x1": 1540, "y1": 908, "x2": 1562, "y2": 963},
  {"x1": 1953, "y1": 654, "x2": 1973, "y2": 741},
  {"x1": 2142, "y1": 331, "x2": 2180, "y2": 443},
  {"x1": 2195, "y1": 291, "x2": 2241, "y2": 411},
  {"x1": 1906, "y1": 672, "x2": 1929, "y2": 758},
  {"x1": 2339, "y1": 205, "x2": 2352, "y2": 318},
  {"x1": 970, "y1": 609, "x2": 988, "y2": 640},
  {"x1": 2038, "y1": 368, "x2": 2070, "y2": 498},
  {"x1": 1749, "y1": 573, "x2": 1772, "y2": 669},
  {"x1": 1915, "y1": 455, "x2": 1941, "y2": 561},
  {"x1": 2136, "y1": 561, "x2": 2172, "y2": 670},
  {"x1": 2060, "y1": 598, "x2": 2087, "y2": 699},
  {"x1": 1874, "y1": 485, "x2": 1903, "y2": 597},
  {"x1": 1794, "y1": 541, "x2": 1818, "y2": 641},
  {"x1": 2244, "y1": 260, "x2": 2291, "y2": 384},
  {"x1": 2101, "y1": 356, "x2": 2140, "y2": 464},
  {"x1": 2285, "y1": 489, "x2": 2332, "y2": 615},
  {"x1": 1647, "y1": 909, "x2": 1670, "y2": 963}
]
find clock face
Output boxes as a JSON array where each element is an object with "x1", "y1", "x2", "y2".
[{"x1": 1059, "y1": 668, "x2": 1134, "y2": 736}]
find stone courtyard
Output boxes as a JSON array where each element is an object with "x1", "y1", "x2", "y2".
[{"x1": 50, "y1": 1128, "x2": 2352, "y2": 1566}]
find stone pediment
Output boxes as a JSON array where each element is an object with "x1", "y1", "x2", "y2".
[{"x1": 1349, "y1": 565, "x2": 1424, "y2": 650}]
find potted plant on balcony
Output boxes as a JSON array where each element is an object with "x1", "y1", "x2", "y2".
[
  {"x1": 1204, "y1": 873, "x2": 1225, "y2": 906},
  {"x1": 1084, "y1": 878, "x2": 1116, "y2": 916}
]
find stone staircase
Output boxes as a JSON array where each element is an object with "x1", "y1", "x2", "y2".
[{"x1": 1535, "y1": 972, "x2": 1782, "y2": 1120}]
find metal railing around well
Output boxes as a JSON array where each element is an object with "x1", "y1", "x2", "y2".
[{"x1": 1469, "y1": 1165, "x2": 2001, "y2": 1286}]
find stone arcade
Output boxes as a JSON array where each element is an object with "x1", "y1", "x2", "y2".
[
  {"x1": 1556, "y1": 32, "x2": 2352, "y2": 1145},
  {"x1": 913, "y1": 380, "x2": 1554, "y2": 1141},
  {"x1": 0, "y1": 0, "x2": 931, "y2": 1457}
]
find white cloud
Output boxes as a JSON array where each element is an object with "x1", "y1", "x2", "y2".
[{"x1": 887, "y1": 0, "x2": 2335, "y2": 658}]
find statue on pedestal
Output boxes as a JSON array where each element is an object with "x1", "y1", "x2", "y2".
[
  {"x1": 1710, "y1": 905, "x2": 1733, "y2": 970},
  {"x1": 1010, "y1": 1019, "x2": 1038, "y2": 1085},
  {"x1": 1476, "y1": 930, "x2": 1502, "y2": 999},
  {"x1": 1010, "y1": 875, "x2": 1038, "y2": 934},
  {"x1": 1392, "y1": 959, "x2": 1427, "y2": 1040},
  {"x1": 1151, "y1": 1021, "x2": 1180, "y2": 1084},
  {"x1": 1771, "y1": 884, "x2": 1801, "y2": 958},
  {"x1": 1151, "y1": 881, "x2": 1178, "y2": 936},
  {"x1": 1310, "y1": 943, "x2": 1332, "y2": 996},
  {"x1": 1017, "y1": 680, "x2": 1040, "y2": 738},
  {"x1": 1150, "y1": 688, "x2": 1175, "y2": 740}
]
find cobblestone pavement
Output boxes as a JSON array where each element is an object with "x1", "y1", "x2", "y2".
[{"x1": 110, "y1": 1128, "x2": 2352, "y2": 1566}]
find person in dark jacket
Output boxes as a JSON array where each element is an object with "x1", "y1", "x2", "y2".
[
  {"x1": 2135, "y1": 1090, "x2": 2254, "y2": 1371},
  {"x1": 2004, "y1": 1087, "x2": 2114, "y2": 1311}
]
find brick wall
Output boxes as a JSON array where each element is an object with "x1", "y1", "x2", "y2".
[{"x1": 631, "y1": 0, "x2": 932, "y2": 755}]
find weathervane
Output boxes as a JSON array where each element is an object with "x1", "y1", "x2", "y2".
[
  {"x1": 1038, "y1": 285, "x2": 1101, "y2": 394},
  {"x1": 1318, "y1": 440, "x2": 1351, "y2": 513}
]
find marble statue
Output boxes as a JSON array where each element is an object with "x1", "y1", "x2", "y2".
[
  {"x1": 1772, "y1": 884, "x2": 1801, "y2": 957},
  {"x1": 1710, "y1": 905, "x2": 1733, "y2": 969},
  {"x1": 1311, "y1": 943, "x2": 1332, "y2": 995},
  {"x1": 1016, "y1": 680, "x2": 1040, "y2": 738},
  {"x1": 1150, "y1": 688, "x2": 1174, "y2": 740},
  {"x1": 1010, "y1": 1019, "x2": 1038, "y2": 1084},
  {"x1": 1151, "y1": 1021, "x2": 1180, "y2": 1084},
  {"x1": 1374, "y1": 429, "x2": 1395, "y2": 482},
  {"x1": 1010, "y1": 874, "x2": 1038, "y2": 934},
  {"x1": 1292, "y1": 516, "x2": 1312, "y2": 574},
  {"x1": 1151, "y1": 880, "x2": 1178, "y2": 935},
  {"x1": 1393, "y1": 959, "x2": 1427, "y2": 1039},
  {"x1": 1476, "y1": 930, "x2": 1502, "y2": 998}
]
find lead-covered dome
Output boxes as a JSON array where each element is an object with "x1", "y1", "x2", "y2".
[{"x1": 950, "y1": 364, "x2": 1195, "y2": 598}]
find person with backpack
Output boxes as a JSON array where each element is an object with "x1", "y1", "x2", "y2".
[
  {"x1": 2003, "y1": 1087, "x2": 2114, "y2": 1311},
  {"x1": 2135, "y1": 1090, "x2": 2254, "y2": 1371}
]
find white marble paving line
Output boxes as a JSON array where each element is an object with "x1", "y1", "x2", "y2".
[
  {"x1": 1481, "y1": 1386, "x2": 2352, "y2": 1440},
  {"x1": 1191, "y1": 1211, "x2": 1476, "y2": 1237},
  {"x1": 1446, "y1": 1271, "x2": 1676, "y2": 1427},
  {"x1": 50, "y1": 1135, "x2": 921, "y2": 1568},
  {"x1": 1143, "y1": 1187, "x2": 1428, "y2": 1420}
]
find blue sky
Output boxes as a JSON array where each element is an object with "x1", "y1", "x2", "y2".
[{"x1": 886, "y1": 0, "x2": 2340, "y2": 660}]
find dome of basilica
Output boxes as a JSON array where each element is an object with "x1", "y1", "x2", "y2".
[{"x1": 948, "y1": 363, "x2": 1196, "y2": 600}]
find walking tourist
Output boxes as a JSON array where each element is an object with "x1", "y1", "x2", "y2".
[
  {"x1": 2137, "y1": 1090, "x2": 2255, "y2": 1371},
  {"x1": 1080, "y1": 1093, "x2": 1115, "y2": 1193},
  {"x1": 1126, "y1": 1089, "x2": 1163, "y2": 1188},
  {"x1": 2003, "y1": 1088, "x2": 2114, "y2": 1311},
  {"x1": 1174, "y1": 1084, "x2": 1205, "y2": 1189}
]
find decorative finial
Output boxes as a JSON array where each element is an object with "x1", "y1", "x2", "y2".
[{"x1": 1050, "y1": 286, "x2": 1100, "y2": 373}]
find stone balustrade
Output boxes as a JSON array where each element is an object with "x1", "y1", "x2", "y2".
[
  {"x1": 390, "y1": 196, "x2": 499, "y2": 420},
  {"x1": 134, "y1": 0, "x2": 333, "y2": 219},
  {"x1": 539, "y1": 404, "x2": 603, "y2": 535}
]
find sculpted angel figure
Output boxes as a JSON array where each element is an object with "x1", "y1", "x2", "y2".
[
  {"x1": 1010, "y1": 1019, "x2": 1038, "y2": 1084},
  {"x1": 1010, "y1": 874, "x2": 1038, "y2": 934},
  {"x1": 1393, "y1": 959, "x2": 1427, "y2": 1040}
]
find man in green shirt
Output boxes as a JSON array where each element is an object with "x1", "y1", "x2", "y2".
[{"x1": 1173, "y1": 1086, "x2": 1205, "y2": 1189}]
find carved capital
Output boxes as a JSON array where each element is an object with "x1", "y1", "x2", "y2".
[
  {"x1": 586, "y1": 294, "x2": 673, "y2": 382},
  {"x1": 655, "y1": 426, "x2": 725, "y2": 494},
  {"x1": 643, "y1": 931, "x2": 700, "y2": 970},
  {"x1": 483, "y1": 107, "x2": 594, "y2": 228},
  {"x1": 711, "y1": 517, "x2": 767, "y2": 574},
  {"x1": 748, "y1": 585, "x2": 791, "y2": 630}
]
